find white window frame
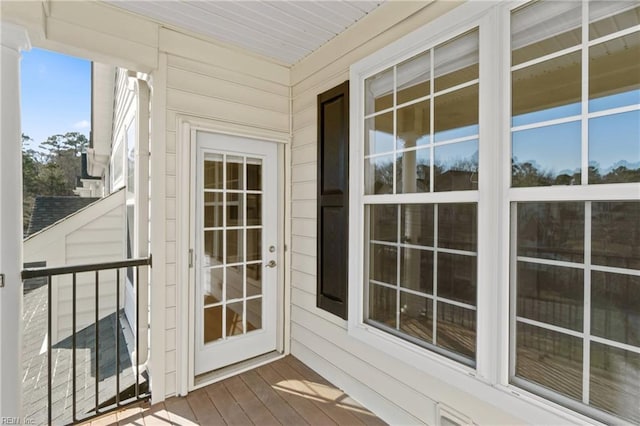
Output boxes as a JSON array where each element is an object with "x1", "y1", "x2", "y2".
[{"x1": 349, "y1": 0, "x2": 639, "y2": 424}]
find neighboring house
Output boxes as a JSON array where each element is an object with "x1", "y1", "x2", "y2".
[
  {"x1": 26, "y1": 195, "x2": 99, "y2": 237},
  {"x1": 1, "y1": 1, "x2": 639, "y2": 425}
]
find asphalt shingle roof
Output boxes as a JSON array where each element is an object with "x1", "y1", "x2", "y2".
[{"x1": 26, "y1": 196, "x2": 100, "y2": 237}]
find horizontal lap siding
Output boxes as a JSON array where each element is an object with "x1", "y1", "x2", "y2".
[
  {"x1": 287, "y1": 1, "x2": 525, "y2": 424},
  {"x1": 162, "y1": 42, "x2": 289, "y2": 397}
]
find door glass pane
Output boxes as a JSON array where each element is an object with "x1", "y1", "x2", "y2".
[
  {"x1": 226, "y1": 265, "x2": 244, "y2": 301},
  {"x1": 204, "y1": 154, "x2": 223, "y2": 189},
  {"x1": 203, "y1": 268, "x2": 223, "y2": 305},
  {"x1": 226, "y1": 193, "x2": 244, "y2": 227},
  {"x1": 226, "y1": 229, "x2": 243, "y2": 264},
  {"x1": 247, "y1": 298, "x2": 262, "y2": 331},
  {"x1": 247, "y1": 194, "x2": 262, "y2": 226},
  {"x1": 204, "y1": 306, "x2": 223, "y2": 343},
  {"x1": 247, "y1": 229, "x2": 261, "y2": 262},
  {"x1": 246, "y1": 264, "x2": 262, "y2": 297},
  {"x1": 247, "y1": 159, "x2": 262, "y2": 191},
  {"x1": 226, "y1": 302, "x2": 244, "y2": 337},
  {"x1": 226, "y1": 156, "x2": 244, "y2": 190},
  {"x1": 204, "y1": 193, "x2": 223, "y2": 228},
  {"x1": 203, "y1": 230, "x2": 223, "y2": 266}
]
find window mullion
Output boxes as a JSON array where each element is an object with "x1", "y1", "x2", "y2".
[{"x1": 582, "y1": 201, "x2": 592, "y2": 405}]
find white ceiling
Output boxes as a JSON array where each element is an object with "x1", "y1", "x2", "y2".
[{"x1": 105, "y1": 1, "x2": 385, "y2": 65}]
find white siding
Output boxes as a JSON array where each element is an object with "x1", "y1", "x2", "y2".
[{"x1": 23, "y1": 191, "x2": 125, "y2": 344}]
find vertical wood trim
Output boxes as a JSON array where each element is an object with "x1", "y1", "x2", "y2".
[{"x1": 317, "y1": 80, "x2": 350, "y2": 319}]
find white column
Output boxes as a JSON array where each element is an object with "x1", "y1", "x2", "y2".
[{"x1": 0, "y1": 22, "x2": 30, "y2": 418}]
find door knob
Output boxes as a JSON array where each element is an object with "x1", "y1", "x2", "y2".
[{"x1": 266, "y1": 260, "x2": 277, "y2": 268}]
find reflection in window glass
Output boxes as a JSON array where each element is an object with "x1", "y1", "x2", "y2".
[
  {"x1": 365, "y1": 203, "x2": 477, "y2": 364},
  {"x1": 515, "y1": 322, "x2": 583, "y2": 401},
  {"x1": 397, "y1": 52, "x2": 430, "y2": 106},
  {"x1": 365, "y1": 67, "x2": 393, "y2": 115},
  {"x1": 434, "y1": 30, "x2": 478, "y2": 93},
  {"x1": 512, "y1": 121, "x2": 582, "y2": 187},
  {"x1": 434, "y1": 140, "x2": 478, "y2": 192},
  {"x1": 588, "y1": 111, "x2": 640, "y2": 184},
  {"x1": 591, "y1": 272, "x2": 640, "y2": 347},
  {"x1": 517, "y1": 261, "x2": 584, "y2": 331},
  {"x1": 396, "y1": 149, "x2": 430, "y2": 194},
  {"x1": 434, "y1": 84, "x2": 479, "y2": 142},
  {"x1": 590, "y1": 343, "x2": 640, "y2": 423},
  {"x1": 516, "y1": 202, "x2": 584, "y2": 263},
  {"x1": 397, "y1": 101, "x2": 430, "y2": 149},
  {"x1": 589, "y1": 33, "x2": 640, "y2": 113},
  {"x1": 589, "y1": 3, "x2": 640, "y2": 41},
  {"x1": 512, "y1": 51, "x2": 582, "y2": 127},
  {"x1": 592, "y1": 202, "x2": 640, "y2": 270},
  {"x1": 365, "y1": 112, "x2": 394, "y2": 155},
  {"x1": 511, "y1": 1, "x2": 582, "y2": 66},
  {"x1": 365, "y1": 155, "x2": 394, "y2": 195}
]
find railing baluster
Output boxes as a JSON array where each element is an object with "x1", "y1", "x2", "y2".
[
  {"x1": 115, "y1": 268, "x2": 120, "y2": 407},
  {"x1": 47, "y1": 275, "x2": 52, "y2": 426},
  {"x1": 72, "y1": 273, "x2": 77, "y2": 422},
  {"x1": 95, "y1": 270, "x2": 99, "y2": 415},
  {"x1": 135, "y1": 266, "x2": 140, "y2": 399}
]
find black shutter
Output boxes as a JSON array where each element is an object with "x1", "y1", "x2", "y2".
[{"x1": 317, "y1": 80, "x2": 349, "y2": 319}]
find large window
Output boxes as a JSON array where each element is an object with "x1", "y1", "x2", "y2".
[
  {"x1": 363, "y1": 29, "x2": 479, "y2": 365},
  {"x1": 352, "y1": 0, "x2": 639, "y2": 424},
  {"x1": 509, "y1": 2, "x2": 640, "y2": 423}
]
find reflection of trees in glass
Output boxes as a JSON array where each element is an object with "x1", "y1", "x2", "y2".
[
  {"x1": 512, "y1": 157, "x2": 581, "y2": 187},
  {"x1": 589, "y1": 161, "x2": 640, "y2": 184}
]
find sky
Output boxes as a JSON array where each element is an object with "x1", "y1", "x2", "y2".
[{"x1": 21, "y1": 48, "x2": 91, "y2": 151}]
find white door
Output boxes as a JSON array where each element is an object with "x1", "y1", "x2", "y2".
[{"x1": 194, "y1": 131, "x2": 279, "y2": 375}]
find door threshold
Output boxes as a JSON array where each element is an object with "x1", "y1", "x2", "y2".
[{"x1": 193, "y1": 351, "x2": 284, "y2": 390}]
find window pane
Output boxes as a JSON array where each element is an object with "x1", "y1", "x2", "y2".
[
  {"x1": 365, "y1": 155, "x2": 394, "y2": 195},
  {"x1": 511, "y1": 1, "x2": 582, "y2": 66},
  {"x1": 396, "y1": 149, "x2": 430, "y2": 194},
  {"x1": 365, "y1": 68, "x2": 394, "y2": 115},
  {"x1": 226, "y1": 193, "x2": 244, "y2": 227},
  {"x1": 370, "y1": 244, "x2": 397, "y2": 285},
  {"x1": 588, "y1": 111, "x2": 640, "y2": 184},
  {"x1": 589, "y1": 2, "x2": 640, "y2": 41},
  {"x1": 434, "y1": 84, "x2": 479, "y2": 142},
  {"x1": 438, "y1": 203, "x2": 477, "y2": 252},
  {"x1": 247, "y1": 298, "x2": 262, "y2": 331},
  {"x1": 247, "y1": 229, "x2": 261, "y2": 262},
  {"x1": 512, "y1": 51, "x2": 582, "y2": 127},
  {"x1": 589, "y1": 33, "x2": 640, "y2": 112},
  {"x1": 368, "y1": 283, "x2": 396, "y2": 328},
  {"x1": 516, "y1": 202, "x2": 584, "y2": 263},
  {"x1": 512, "y1": 121, "x2": 582, "y2": 187},
  {"x1": 226, "y1": 229, "x2": 243, "y2": 264},
  {"x1": 437, "y1": 302, "x2": 476, "y2": 360},
  {"x1": 592, "y1": 201, "x2": 640, "y2": 269},
  {"x1": 204, "y1": 230, "x2": 223, "y2": 266},
  {"x1": 397, "y1": 52, "x2": 430, "y2": 106},
  {"x1": 517, "y1": 262, "x2": 584, "y2": 331},
  {"x1": 246, "y1": 194, "x2": 262, "y2": 226},
  {"x1": 226, "y1": 265, "x2": 244, "y2": 300},
  {"x1": 437, "y1": 253, "x2": 476, "y2": 306},
  {"x1": 226, "y1": 302, "x2": 244, "y2": 337},
  {"x1": 590, "y1": 343, "x2": 640, "y2": 424},
  {"x1": 246, "y1": 264, "x2": 262, "y2": 297},
  {"x1": 434, "y1": 140, "x2": 479, "y2": 192},
  {"x1": 370, "y1": 204, "x2": 397, "y2": 242},
  {"x1": 400, "y1": 292, "x2": 433, "y2": 343},
  {"x1": 397, "y1": 101, "x2": 430, "y2": 149},
  {"x1": 515, "y1": 322, "x2": 583, "y2": 401},
  {"x1": 400, "y1": 248, "x2": 433, "y2": 294},
  {"x1": 247, "y1": 160, "x2": 262, "y2": 191},
  {"x1": 434, "y1": 29, "x2": 478, "y2": 93},
  {"x1": 591, "y1": 271, "x2": 640, "y2": 347},
  {"x1": 365, "y1": 112, "x2": 394, "y2": 156},
  {"x1": 203, "y1": 268, "x2": 223, "y2": 305},
  {"x1": 204, "y1": 306, "x2": 223, "y2": 343},
  {"x1": 401, "y1": 204, "x2": 434, "y2": 247}
]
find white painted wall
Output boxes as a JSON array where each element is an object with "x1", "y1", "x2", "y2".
[{"x1": 23, "y1": 190, "x2": 125, "y2": 344}]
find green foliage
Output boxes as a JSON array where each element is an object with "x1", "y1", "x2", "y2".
[{"x1": 22, "y1": 132, "x2": 89, "y2": 232}]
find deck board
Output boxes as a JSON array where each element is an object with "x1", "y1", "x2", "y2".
[{"x1": 86, "y1": 356, "x2": 385, "y2": 426}]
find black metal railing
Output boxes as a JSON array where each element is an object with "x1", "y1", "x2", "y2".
[{"x1": 22, "y1": 256, "x2": 152, "y2": 425}]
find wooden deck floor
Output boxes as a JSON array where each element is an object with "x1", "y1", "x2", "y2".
[{"x1": 84, "y1": 356, "x2": 386, "y2": 425}]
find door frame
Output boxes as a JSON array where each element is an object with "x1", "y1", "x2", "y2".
[{"x1": 175, "y1": 116, "x2": 290, "y2": 394}]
